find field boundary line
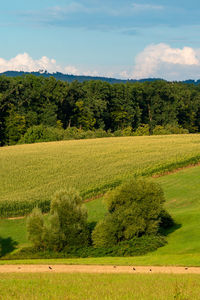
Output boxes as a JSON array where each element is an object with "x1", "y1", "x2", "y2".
[{"x1": 152, "y1": 162, "x2": 200, "y2": 178}]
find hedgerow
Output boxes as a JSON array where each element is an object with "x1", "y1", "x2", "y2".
[{"x1": 3, "y1": 235, "x2": 166, "y2": 259}]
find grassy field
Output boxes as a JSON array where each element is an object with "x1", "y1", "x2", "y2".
[
  {"x1": 1, "y1": 273, "x2": 200, "y2": 299},
  {"x1": 1, "y1": 165, "x2": 200, "y2": 266},
  {"x1": 1, "y1": 134, "x2": 200, "y2": 217}
]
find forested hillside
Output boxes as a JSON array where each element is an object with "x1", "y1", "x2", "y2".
[{"x1": 0, "y1": 75, "x2": 200, "y2": 146}]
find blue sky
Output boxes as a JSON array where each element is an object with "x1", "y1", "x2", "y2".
[{"x1": 1, "y1": 0, "x2": 200, "y2": 80}]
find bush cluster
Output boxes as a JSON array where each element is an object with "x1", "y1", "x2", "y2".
[
  {"x1": 25, "y1": 179, "x2": 174, "y2": 258},
  {"x1": 27, "y1": 188, "x2": 89, "y2": 251},
  {"x1": 92, "y1": 179, "x2": 167, "y2": 248},
  {"x1": 5, "y1": 235, "x2": 166, "y2": 260},
  {"x1": 18, "y1": 124, "x2": 189, "y2": 145}
]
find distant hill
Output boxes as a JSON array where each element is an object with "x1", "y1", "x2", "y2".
[
  {"x1": 0, "y1": 70, "x2": 163, "y2": 84},
  {"x1": 0, "y1": 70, "x2": 200, "y2": 84}
]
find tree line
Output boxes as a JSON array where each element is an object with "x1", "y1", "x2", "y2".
[{"x1": 0, "y1": 75, "x2": 200, "y2": 146}]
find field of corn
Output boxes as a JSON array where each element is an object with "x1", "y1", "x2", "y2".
[{"x1": 1, "y1": 134, "x2": 200, "y2": 217}]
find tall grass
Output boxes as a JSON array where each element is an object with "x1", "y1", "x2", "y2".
[
  {"x1": 1, "y1": 134, "x2": 200, "y2": 217},
  {"x1": 0, "y1": 273, "x2": 200, "y2": 300}
]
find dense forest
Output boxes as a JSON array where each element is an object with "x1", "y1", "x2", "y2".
[{"x1": 0, "y1": 74, "x2": 200, "y2": 146}]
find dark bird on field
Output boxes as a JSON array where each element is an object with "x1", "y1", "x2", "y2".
[
  {"x1": 49, "y1": 266, "x2": 53, "y2": 270},
  {"x1": 133, "y1": 267, "x2": 136, "y2": 271},
  {"x1": 149, "y1": 269, "x2": 152, "y2": 272},
  {"x1": 185, "y1": 267, "x2": 188, "y2": 270}
]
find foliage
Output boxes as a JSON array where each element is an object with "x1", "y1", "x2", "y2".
[
  {"x1": 6, "y1": 235, "x2": 166, "y2": 259},
  {"x1": 134, "y1": 124, "x2": 150, "y2": 136},
  {"x1": 92, "y1": 179, "x2": 167, "y2": 248},
  {"x1": 153, "y1": 125, "x2": 189, "y2": 135},
  {"x1": 26, "y1": 188, "x2": 89, "y2": 251},
  {"x1": 5, "y1": 108, "x2": 26, "y2": 145},
  {"x1": 19, "y1": 125, "x2": 64, "y2": 144},
  {"x1": 152, "y1": 125, "x2": 169, "y2": 135},
  {"x1": 19, "y1": 124, "x2": 189, "y2": 145},
  {"x1": 0, "y1": 75, "x2": 200, "y2": 146},
  {"x1": 48, "y1": 189, "x2": 89, "y2": 249},
  {"x1": 26, "y1": 207, "x2": 44, "y2": 249}
]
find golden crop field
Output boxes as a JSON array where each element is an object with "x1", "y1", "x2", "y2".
[{"x1": 1, "y1": 134, "x2": 200, "y2": 217}]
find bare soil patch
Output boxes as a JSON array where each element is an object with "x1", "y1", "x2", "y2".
[{"x1": 0, "y1": 265, "x2": 200, "y2": 274}]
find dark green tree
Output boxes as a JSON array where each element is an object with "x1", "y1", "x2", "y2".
[{"x1": 92, "y1": 178, "x2": 167, "y2": 248}]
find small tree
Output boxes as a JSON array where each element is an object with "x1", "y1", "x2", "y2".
[
  {"x1": 27, "y1": 188, "x2": 89, "y2": 251},
  {"x1": 49, "y1": 188, "x2": 89, "y2": 250},
  {"x1": 92, "y1": 178, "x2": 167, "y2": 248},
  {"x1": 26, "y1": 207, "x2": 44, "y2": 249}
]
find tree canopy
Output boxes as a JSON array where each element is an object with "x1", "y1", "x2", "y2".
[{"x1": 1, "y1": 75, "x2": 200, "y2": 145}]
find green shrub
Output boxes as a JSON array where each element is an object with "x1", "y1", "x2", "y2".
[
  {"x1": 113, "y1": 129, "x2": 123, "y2": 137},
  {"x1": 153, "y1": 125, "x2": 169, "y2": 135},
  {"x1": 122, "y1": 126, "x2": 133, "y2": 136},
  {"x1": 5, "y1": 235, "x2": 166, "y2": 260},
  {"x1": 153, "y1": 124, "x2": 189, "y2": 135},
  {"x1": 63, "y1": 127, "x2": 112, "y2": 140},
  {"x1": 20, "y1": 125, "x2": 64, "y2": 144},
  {"x1": 165, "y1": 124, "x2": 189, "y2": 134},
  {"x1": 92, "y1": 178, "x2": 167, "y2": 248},
  {"x1": 134, "y1": 124, "x2": 150, "y2": 136}
]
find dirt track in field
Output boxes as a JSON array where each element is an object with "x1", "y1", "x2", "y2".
[{"x1": 0, "y1": 265, "x2": 200, "y2": 274}]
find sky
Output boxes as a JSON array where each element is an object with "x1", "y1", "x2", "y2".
[{"x1": 1, "y1": 0, "x2": 200, "y2": 80}]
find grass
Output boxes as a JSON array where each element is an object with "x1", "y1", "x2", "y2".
[
  {"x1": 1, "y1": 165, "x2": 200, "y2": 266},
  {"x1": 1, "y1": 273, "x2": 200, "y2": 299},
  {"x1": 0, "y1": 166, "x2": 200, "y2": 266},
  {"x1": 1, "y1": 134, "x2": 200, "y2": 216},
  {"x1": 1, "y1": 134, "x2": 200, "y2": 265}
]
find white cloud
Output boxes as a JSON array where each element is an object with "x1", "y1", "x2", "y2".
[
  {"x1": 0, "y1": 53, "x2": 106, "y2": 78},
  {"x1": 0, "y1": 53, "x2": 82, "y2": 75},
  {"x1": 132, "y1": 43, "x2": 200, "y2": 80}
]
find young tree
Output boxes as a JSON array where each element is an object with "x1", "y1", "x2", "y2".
[
  {"x1": 26, "y1": 207, "x2": 44, "y2": 249},
  {"x1": 27, "y1": 188, "x2": 89, "y2": 251},
  {"x1": 92, "y1": 178, "x2": 168, "y2": 248},
  {"x1": 49, "y1": 188, "x2": 89, "y2": 249}
]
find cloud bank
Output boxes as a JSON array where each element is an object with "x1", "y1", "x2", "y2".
[
  {"x1": 132, "y1": 44, "x2": 200, "y2": 80},
  {"x1": 0, "y1": 53, "x2": 104, "y2": 77},
  {"x1": 1, "y1": 46, "x2": 200, "y2": 81},
  {"x1": 0, "y1": 53, "x2": 81, "y2": 75}
]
